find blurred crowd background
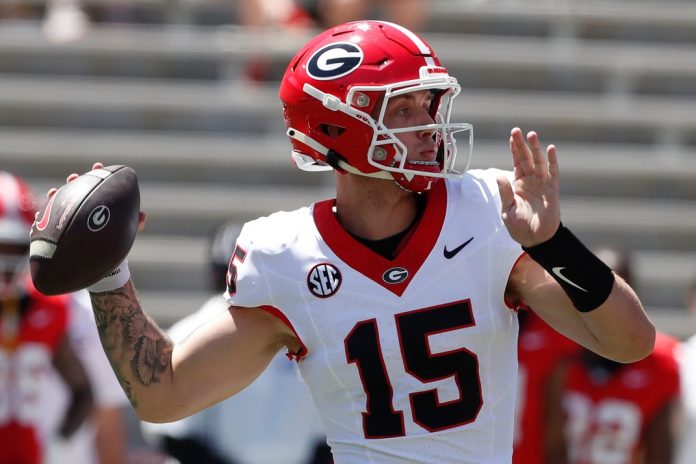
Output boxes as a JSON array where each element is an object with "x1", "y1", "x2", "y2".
[{"x1": 1, "y1": 0, "x2": 696, "y2": 462}]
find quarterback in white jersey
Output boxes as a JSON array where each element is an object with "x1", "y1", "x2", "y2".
[
  {"x1": 226, "y1": 171, "x2": 521, "y2": 463},
  {"x1": 72, "y1": 19, "x2": 654, "y2": 464}
]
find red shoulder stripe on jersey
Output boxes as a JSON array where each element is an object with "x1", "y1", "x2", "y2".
[
  {"x1": 504, "y1": 252, "x2": 528, "y2": 312},
  {"x1": 258, "y1": 305, "x2": 308, "y2": 361}
]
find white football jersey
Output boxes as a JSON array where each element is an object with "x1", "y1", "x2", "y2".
[{"x1": 225, "y1": 169, "x2": 523, "y2": 464}]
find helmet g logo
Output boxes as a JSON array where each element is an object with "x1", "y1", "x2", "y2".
[{"x1": 307, "y1": 43, "x2": 363, "y2": 80}]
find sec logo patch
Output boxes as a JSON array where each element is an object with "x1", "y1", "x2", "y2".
[
  {"x1": 308, "y1": 263, "x2": 342, "y2": 298},
  {"x1": 306, "y1": 42, "x2": 363, "y2": 80}
]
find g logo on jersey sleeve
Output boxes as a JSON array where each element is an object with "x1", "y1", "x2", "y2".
[
  {"x1": 308, "y1": 263, "x2": 342, "y2": 298},
  {"x1": 306, "y1": 43, "x2": 364, "y2": 80}
]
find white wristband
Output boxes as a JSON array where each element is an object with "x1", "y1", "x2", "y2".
[{"x1": 87, "y1": 260, "x2": 131, "y2": 293}]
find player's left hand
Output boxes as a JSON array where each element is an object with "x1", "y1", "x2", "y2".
[{"x1": 496, "y1": 127, "x2": 560, "y2": 247}]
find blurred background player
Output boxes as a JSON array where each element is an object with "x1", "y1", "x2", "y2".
[
  {"x1": 42, "y1": 0, "x2": 91, "y2": 43},
  {"x1": 676, "y1": 276, "x2": 696, "y2": 464},
  {"x1": 141, "y1": 220, "x2": 329, "y2": 464},
  {"x1": 554, "y1": 247, "x2": 681, "y2": 464},
  {"x1": 45, "y1": 289, "x2": 129, "y2": 464},
  {"x1": 236, "y1": 0, "x2": 315, "y2": 83},
  {"x1": 513, "y1": 306, "x2": 580, "y2": 463},
  {"x1": 235, "y1": 0, "x2": 431, "y2": 83},
  {"x1": 0, "y1": 170, "x2": 94, "y2": 464},
  {"x1": 237, "y1": 0, "x2": 431, "y2": 33},
  {"x1": 316, "y1": 0, "x2": 430, "y2": 31}
]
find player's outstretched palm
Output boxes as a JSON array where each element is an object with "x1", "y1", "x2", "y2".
[{"x1": 496, "y1": 128, "x2": 561, "y2": 248}]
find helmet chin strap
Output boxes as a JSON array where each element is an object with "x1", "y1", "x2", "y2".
[
  {"x1": 335, "y1": 159, "x2": 393, "y2": 180},
  {"x1": 287, "y1": 126, "x2": 393, "y2": 179}
]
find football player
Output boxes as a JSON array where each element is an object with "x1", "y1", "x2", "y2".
[
  {"x1": 519, "y1": 247, "x2": 680, "y2": 464},
  {"x1": 561, "y1": 331, "x2": 680, "y2": 464},
  {"x1": 513, "y1": 310, "x2": 580, "y2": 463},
  {"x1": 63, "y1": 21, "x2": 654, "y2": 463},
  {"x1": 0, "y1": 170, "x2": 94, "y2": 464}
]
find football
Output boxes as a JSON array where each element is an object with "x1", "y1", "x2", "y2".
[{"x1": 29, "y1": 165, "x2": 140, "y2": 295}]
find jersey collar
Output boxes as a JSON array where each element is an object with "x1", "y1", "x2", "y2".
[{"x1": 313, "y1": 181, "x2": 447, "y2": 296}]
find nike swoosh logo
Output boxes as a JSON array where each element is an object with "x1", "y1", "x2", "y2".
[
  {"x1": 551, "y1": 267, "x2": 588, "y2": 292},
  {"x1": 35, "y1": 193, "x2": 57, "y2": 231},
  {"x1": 443, "y1": 237, "x2": 474, "y2": 259}
]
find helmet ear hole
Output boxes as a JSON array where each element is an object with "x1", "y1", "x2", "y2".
[{"x1": 318, "y1": 124, "x2": 346, "y2": 139}]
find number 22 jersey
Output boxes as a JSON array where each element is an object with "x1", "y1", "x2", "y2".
[
  {"x1": 225, "y1": 169, "x2": 523, "y2": 464},
  {"x1": 0, "y1": 286, "x2": 70, "y2": 464}
]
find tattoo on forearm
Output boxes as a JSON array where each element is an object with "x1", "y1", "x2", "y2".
[{"x1": 90, "y1": 281, "x2": 173, "y2": 407}]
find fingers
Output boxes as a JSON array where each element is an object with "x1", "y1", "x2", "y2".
[
  {"x1": 526, "y1": 131, "x2": 547, "y2": 178},
  {"x1": 509, "y1": 128, "x2": 557, "y2": 180},
  {"x1": 547, "y1": 144, "x2": 559, "y2": 178},
  {"x1": 65, "y1": 162, "x2": 104, "y2": 184},
  {"x1": 510, "y1": 127, "x2": 534, "y2": 177},
  {"x1": 46, "y1": 162, "x2": 104, "y2": 200}
]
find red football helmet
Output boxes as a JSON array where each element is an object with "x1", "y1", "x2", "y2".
[
  {"x1": 279, "y1": 20, "x2": 473, "y2": 192},
  {"x1": 0, "y1": 171, "x2": 36, "y2": 297}
]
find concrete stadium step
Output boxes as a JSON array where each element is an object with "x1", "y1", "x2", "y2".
[
  {"x1": 3, "y1": 22, "x2": 696, "y2": 97},
  {"x1": 455, "y1": 90, "x2": 696, "y2": 146},
  {"x1": 29, "y1": 0, "x2": 696, "y2": 43},
  {"x1": 129, "y1": 235, "x2": 208, "y2": 292},
  {"x1": 0, "y1": 74, "x2": 283, "y2": 133},
  {"x1": 645, "y1": 308, "x2": 696, "y2": 341},
  {"x1": 474, "y1": 142, "x2": 696, "y2": 200},
  {"x1": 1, "y1": 75, "x2": 696, "y2": 146},
  {"x1": 635, "y1": 251, "x2": 696, "y2": 309},
  {"x1": 424, "y1": 34, "x2": 696, "y2": 97},
  {"x1": 430, "y1": 0, "x2": 696, "y2": 43},
  {"x1": 136, "y1": 290, "x2": 212, "y2": 328},
  {"x1": 0, "y1": 22, "x2": 228, "y2": 80},
  {"x1": 0, "y1": 128, "x2": 321, "y2": 186}
]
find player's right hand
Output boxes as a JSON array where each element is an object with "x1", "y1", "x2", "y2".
[{"x1": 41, "y1": 162, "x2": 147, "y2": 232}]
